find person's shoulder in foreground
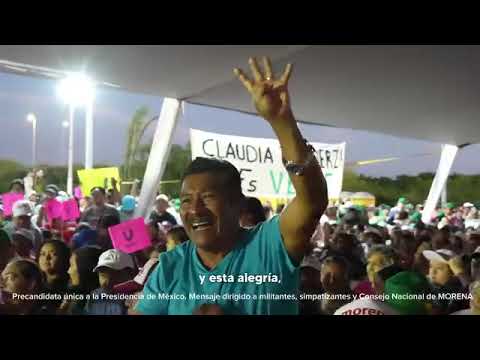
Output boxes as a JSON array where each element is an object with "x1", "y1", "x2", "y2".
[
  {"x1": 450, "y1": 308, "x2": 472, "y2": 315},
  {"x1": 334, "y1": 297, "x2": 399, "y2": 315},
  {"x1": 135, "y1": 215, "x2": 299, "y2": 315}
]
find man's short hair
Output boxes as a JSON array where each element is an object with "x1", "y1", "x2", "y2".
[{"x1": 182, "y1": 157, "x2": 242, "y2": 198}]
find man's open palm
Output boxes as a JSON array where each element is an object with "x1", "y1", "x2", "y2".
[{"x1": 234, "y1": 57, "x2": 293, "y2": 122}]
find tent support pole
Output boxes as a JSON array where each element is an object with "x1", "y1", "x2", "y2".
[
  {"x1": 134, "y1": 98, "x2": 182, "y2": 219},
  {"x1": 421, "y1": 144, "x2": 458, "y2": 224}
]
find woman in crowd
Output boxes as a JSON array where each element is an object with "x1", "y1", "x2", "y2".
[
  {"x1": 37, "y1": 240, "x2": 71, "y2": 313},
  {"x1": 423, "y1": 248, "x2": 470, "y2": 314},
  {"x1": 0, "y1": 259, "x2": 46, "y2": 315},
  {"x1": 58, "y1": 246, "x2": 103, "y2": 315}
]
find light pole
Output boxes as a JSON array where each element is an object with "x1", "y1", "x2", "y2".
[
  {"x1": 57, "y1": 73, "x2": 95, "y2": 195},
  {"x1": 85, "y1": 99, "x2": 94, "y2": 169},
  {"x1": 26, "y1": 113, "x2": 37, "y2": 168},
  {"x1": 61, "y1": 121, "x2": 69, "y2": 165},
  {"x1": 67, "y1": 105, "x2": 75, "y2": 195}
]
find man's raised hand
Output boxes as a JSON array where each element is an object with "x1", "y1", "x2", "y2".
[{"x1": 234, "y1": 57, "x2": 293, "y2": 123}]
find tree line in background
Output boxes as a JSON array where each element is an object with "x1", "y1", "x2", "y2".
[
  {"x1": 3, "y1": 149, "x2": 480, "y2": 206},
  {"x1": 2, "y1": 106, "x2": 479, "y2": 205}
]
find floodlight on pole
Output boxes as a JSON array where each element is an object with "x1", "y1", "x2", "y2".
[
  {"x1": 27, "y1": 113, "x2": 36, "y2": 123},
  {"x1": 57, "y1": 73, "x2": 95, "y2": 107},
  {"x1": 57, "y1": 72, "x2": 95, "y2": 195}
]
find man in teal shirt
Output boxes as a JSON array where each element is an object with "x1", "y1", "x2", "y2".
[{"x1": 134, "y1": 57, "x2": 328, "y2": 315}]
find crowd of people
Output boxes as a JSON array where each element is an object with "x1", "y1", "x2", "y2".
[
  {"x1": 0, "y1": 177, "x2": 188, "y2": 315},
  {"x1": 2, "y1": 175, "x2": 478, "y2": 315},
  {"x1": 296, "y1": 197, "x2": 480, "y2": 315},
  {"x1": 1, "y1": 56, "x2": 479, "y2": 316}
]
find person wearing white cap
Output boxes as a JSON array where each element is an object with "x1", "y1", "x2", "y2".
[
  {"x1": 423, "y1": 249, "x2": 471, "y2": 314},
  {"x1": 93, "y1": 249, "x2": 136, "y2": 291},
  {"x1": 84, "y1": 249, "x2": 137, "y2": 315},
  {"x1": 3, "y1": 200, "x2": 43, "y2": 254},
  {"x1": 423, "y1": 249, "x2": 458, "y2": 287},
  {"x1": 149, "y1": 194, "x2": 178, "y2": 227},
  {"x1": 465, "y1": 204, "x2": 479, "y2": 221}
]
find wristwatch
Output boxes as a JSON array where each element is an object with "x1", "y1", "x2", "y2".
[{"x1": 282, "y1": 141, "x2": 317, "y2": 176}]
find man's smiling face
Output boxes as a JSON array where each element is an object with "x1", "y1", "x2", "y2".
[{"x1": 180, "y1": 172, "x2": 241, "y2": 251}]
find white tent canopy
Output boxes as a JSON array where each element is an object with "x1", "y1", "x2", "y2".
[
  {"x1": 0, "y1": 45, "x2": 479, "y2": 145},
  {"x1": 1, "y1": 45, "x2": 478, "y2": 220}
]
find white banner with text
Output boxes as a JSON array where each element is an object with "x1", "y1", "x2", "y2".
[{"x1": 190, "y1": 129, "x2": 345, "y2": 200}]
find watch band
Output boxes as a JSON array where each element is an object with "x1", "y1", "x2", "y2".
[{"x1": 282, "y1": 141, "x2": 316, "y2": 176}]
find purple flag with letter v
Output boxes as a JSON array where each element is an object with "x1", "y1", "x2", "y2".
[
  {"x1": 45, "y1": 199, "x2": 63, "y2": 221},
  {"x1": 62, "y1": 199, "x2": 80, "y2": 221},
  {"x1": 108, "y1": 217, "x2": 152, "y2": 254}
]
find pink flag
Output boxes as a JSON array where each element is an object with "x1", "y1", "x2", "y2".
[
  {"x1": 108, "y1": 217, "x2": 152, "y2": 254},
  {"x1": 45, "y1": 198, "x2": 63, "y2": 221},
  {"x1": 62, "y1": 199, "x2": 80, "y2": 221},
  {"x1": 1, "y1": 192, "x2": 24, "y2": 217}
]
